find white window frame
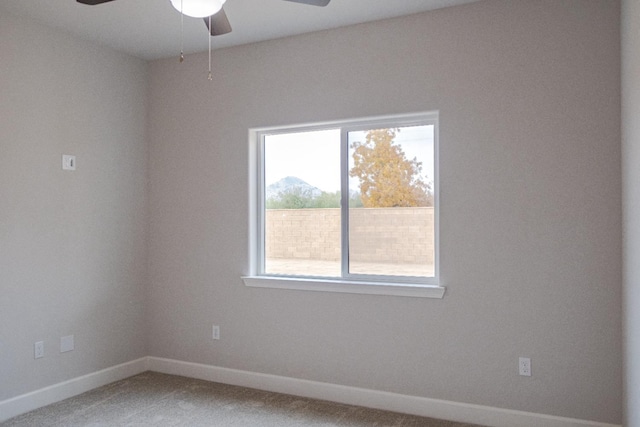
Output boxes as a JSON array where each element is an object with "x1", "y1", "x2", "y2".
[{"x1": 243, "y1": 112, "x2": 444, "y2": 298}]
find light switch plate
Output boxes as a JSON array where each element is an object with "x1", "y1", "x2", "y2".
[{"x1": 62, "y1": 155, "x2": 76, "y2": 171}]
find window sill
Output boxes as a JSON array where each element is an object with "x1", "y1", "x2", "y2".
[{"x1": 241, "y1": 276, "x2": 445, "y2": 298}]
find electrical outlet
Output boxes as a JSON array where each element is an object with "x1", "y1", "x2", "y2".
[
  {"x1": 519, "y1": 357, "x2": 531, "y2": 376},
  {"x1": 60, "y1": 335, "x2": 74, "y2": 353},
  {"x1": 34, "y1": 341, "x2": 44, "y2": 359},
  {"x1": 212, "y1": 325, "x2": 220, "y2": 340}
]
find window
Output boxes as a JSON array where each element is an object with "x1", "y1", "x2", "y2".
[{"x1": 244, "y1": 112, "x2": 444, "y2": 298}]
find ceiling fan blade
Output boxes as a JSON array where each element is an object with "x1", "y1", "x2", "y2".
[
  {"x1": 76, "y1": 0, "x2": 117, "y2": 5},
  {"x1": 282, "y1": 0, "x2": 330, "y2": 6},
  {"x1": 204, "y1": 8, "x2": 232, "y2": 36}
]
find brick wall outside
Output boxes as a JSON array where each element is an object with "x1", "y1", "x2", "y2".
[{"x1": 265, "y1": 207, "x2": 434, "y2": 264}]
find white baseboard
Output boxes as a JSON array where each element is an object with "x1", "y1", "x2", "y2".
[
  {"x1": 0, "y1": 357, "x2": 148, "y2": 423},
  {"x1": 0, "y1": 356, "x2": 621, "y2": 427},
  {"x1": 147, "y1": 356, "x2": 620, "y2": 427}
]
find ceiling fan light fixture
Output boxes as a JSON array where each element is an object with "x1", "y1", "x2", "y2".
[{"x1": 170, "y1": 0, "x2": 226, "y2": 18}]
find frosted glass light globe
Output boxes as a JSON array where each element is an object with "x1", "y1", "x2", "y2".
[{"x1": 170, "y1": 0, "x2": 226, "y2": 18}]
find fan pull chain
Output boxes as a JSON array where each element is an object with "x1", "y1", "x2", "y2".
[
  {"x1": 208, "y1": 15, "x2": 212, "y2": 81},
  {"x1": 179, "y1": 0, "x2": 184, "y2": 62}
]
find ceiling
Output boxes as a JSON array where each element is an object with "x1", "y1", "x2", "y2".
[{"x1": 0, "y1": 0, "x2": 481, "y2": 61}]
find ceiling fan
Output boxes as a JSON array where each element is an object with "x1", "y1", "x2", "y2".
[{"x1": 76, "y1": 0, "x2": 331, "y2": 36}]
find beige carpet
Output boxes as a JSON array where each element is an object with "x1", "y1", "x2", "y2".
[{"x1": 2, "y1": 372, "x2": 485, "y2": 426}]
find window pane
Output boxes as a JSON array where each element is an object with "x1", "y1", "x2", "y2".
[
  {"x1": 348, "y1": 125, "x2": 435, "y2": 277},
  {"x1": 263, "y1": 129, "x2": 341, "y2": 277}
]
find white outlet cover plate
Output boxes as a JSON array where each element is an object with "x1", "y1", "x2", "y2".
[
  {"x1": 34, "y1": 341, "x2": 44, "y2": 359},
  {"x1": 519, "y1": 357, "x2": 531, "y2": 376},
  {"x1": 60, "y1": 335, "x2": 74, "y2": 353}
]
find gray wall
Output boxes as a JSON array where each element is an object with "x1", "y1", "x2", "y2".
[
  {"x1": 147, "y1": 0, "x2": 621, "y2": 424},
  {"x1": 622, "y1": 0, "x2": 640, "y2": 425},
  {"x1": 0, "y1": 12, "x2": 149, "y2": 399}
]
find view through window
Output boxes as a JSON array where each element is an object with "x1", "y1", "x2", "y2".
[{"x1": 261, "y1": 115, "x2": 436, "y2": 283}]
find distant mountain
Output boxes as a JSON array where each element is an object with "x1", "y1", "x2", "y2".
[{"x1": 266, "y1": 176, "x2": 322, "y2": 200}]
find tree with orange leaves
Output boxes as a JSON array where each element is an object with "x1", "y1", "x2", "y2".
[{"x1": 350, "y1": 128, "x2": 432, "y2": 208}]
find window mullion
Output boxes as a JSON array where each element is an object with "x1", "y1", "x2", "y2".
[
  {"x1": 340, "y1": 127, "x2": 350, "y2": 279},
  {"x1": 258, "y1": 133, "x2": 266, "y2": 275}
]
